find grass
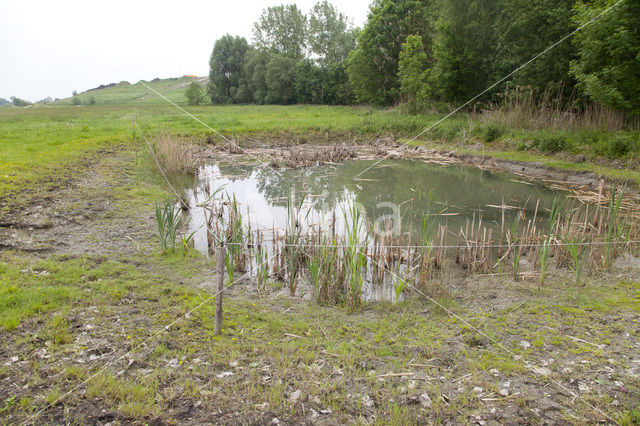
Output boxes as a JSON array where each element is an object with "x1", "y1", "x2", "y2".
[{"x1": 1, "y1": 101, "x2": 640, "y2": 423}]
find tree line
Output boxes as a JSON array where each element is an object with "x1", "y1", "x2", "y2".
[{"x1": 196, "y1": 0, "x2": 638, "y2": 115}]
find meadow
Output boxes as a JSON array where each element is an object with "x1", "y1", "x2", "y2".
[{"x1": 0, "y1": 101, "x2": 639, "y2": 424}]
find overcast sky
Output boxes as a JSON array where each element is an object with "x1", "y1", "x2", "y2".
[{"x1": 0, "y1": 0, "x2": 372, "y2": 101}]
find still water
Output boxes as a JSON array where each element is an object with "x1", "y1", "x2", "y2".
[{"x1": 185, "y1": 159, "x2": 567, "y2": 255}]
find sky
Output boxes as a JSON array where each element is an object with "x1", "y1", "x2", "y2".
[{"x1": 0, "y1": 0, "x2": 372, "y2": 102}]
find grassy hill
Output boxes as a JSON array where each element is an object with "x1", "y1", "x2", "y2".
[{"x1": 55, "y1": 76, "x2": 207, "y2": 106}]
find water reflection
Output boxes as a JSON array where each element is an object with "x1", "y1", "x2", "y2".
[{"x1": 185, "y1": 158, "x2": 566, "y2": 255}]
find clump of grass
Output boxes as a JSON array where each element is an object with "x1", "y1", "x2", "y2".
[
  {"x1": 342, "y1": 202, "x2": 368, "y2": 311},
  {"x1": 151, "y1": 132, "x2": 198, "y2": 176},
  {"x1": 285, "y1": 189, "x2": 305, "y2": 297},
  {"x1": 538, "y1": 198, "x2": 562, "y2": 290},
  {"x1": 155, "y1": 200, "x2": 182, "y2": 252},
  {"x1": 602, "y1": 186, "x2": 626, "y2": 270}
]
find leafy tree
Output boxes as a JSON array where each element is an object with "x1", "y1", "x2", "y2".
[
  {"x1": 0, "y1": 97, "x2": 9, "y2": 106},
  {"x1": 494, "y1": 0, "x2": 576, "y2": 96},
  {"x1": 243, "y1": 49, "x2": 269, "y2": 104},
  {"x1": 207, "y1": 35, "x2": 251, "y2": 104},
  {"x1": 71, "y1": 90, "x2": 81, "y2": 105},
  {"x1": 295, "y1": 60, "x2": 324, "y2": 104},
  {"x1": 88, "y1": 95, "x2": 96, "y2": 105},
  {"x1": 185, "y1": 81, "x2": 205, "y2": 105},
  {"x1": 322, "y1": 62, "x2": 354, "y2": 105},
  {"x1": 427, "y1": 0, "x2": 500, "y2": 103},
  {"x1": 308, "y1": 1, "x2": 357, "y2": 66},
  {"x1": 347, "y1": 0, "x2": 434, "y2": 105},
  {"x1": 570, "y1": 0, "x2": 640, "y2": 114},
  {"x1": 10, "y1": 96, "x2": 32, "y2": 107},
  {"x1": 398, "y1": 34, "x2": 428, "y2": 111},
  {"x1": 265, "y1": 54, "x2": 297, "y2": 104},
  {"x1": 253, "y1": 4, "x2": 307, "y2": 60}
]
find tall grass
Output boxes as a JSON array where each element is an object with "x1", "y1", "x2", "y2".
[
  {"x1": 481, "y1": 86, "x2": 636, "y2": 132},
  {"x1": 538, "y1": 198, "x2": 562, "y2": 290},
  {"x1": 342, "y1": 202, "x2": 369, "y2": 311},
  {"x1": 155, "y1": 201, "x2": 182, "y2": 252},
  {"x1": 151, "y1": 132, "x2": 198, "y2": 176}
]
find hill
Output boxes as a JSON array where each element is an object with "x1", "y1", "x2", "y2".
[{"x1": 55, "y1": 76, "x2": 208, "y2": 105}]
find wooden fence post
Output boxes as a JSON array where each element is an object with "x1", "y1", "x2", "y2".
[{"x1": 215, "y1": 244, "x2": 225, "y2": 335}]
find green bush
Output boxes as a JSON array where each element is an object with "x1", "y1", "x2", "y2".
[
  {"x1": 533, "y1": 134, "x2": 567, "y2": 153},
  {"x1": 603, "y1": 134, "x2": 636, "y2": 159},
  {"x1": 482, "y1": 125, "x2": 503, "y2": 143}
]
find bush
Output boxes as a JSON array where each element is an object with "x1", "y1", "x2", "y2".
[
  {"x1": 482, "y1": 125, "x2": 503, "y2": 143},
  {"x1": 533, "y1": 134, "x2": 567, "y2": 153},
  {"x1": 598, "y1": 134, "x2": 637, "y2": 159}
]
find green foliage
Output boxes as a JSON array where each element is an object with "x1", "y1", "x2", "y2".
[
  {"x1": 493, "y1": 0, "x2": 576, "y2": 95},
  {"x1": 571, "y1": 0, "x2": 640, "y2": 114},
  {"x1": 482, "y1": 124, "x2": 503, "y2": 143},
  {"x1": 207, "y1": 35, "x2": 251, "y2": 104},
  {"x1": 398, "y1": 34, "x2": 428, "y2": 112},
  {"x1": 184, "y1": 81, "x2": 205, "y2": 106},
  {"x1": 9, "y1": 96, "x2": 32, "y2": 107},
  {"x1": 347, "y1": 0, "x2": 433, "y2": 105},
  {"x1": 532, "y1": 134, "x2": 568, "y2": 153},
  {"x1": 71, "y1": 90, "x2": 81, "y2": 106},
  {"x1": 308, "y1": 0, "x2": 357, "y2": 66},
  {"x1": 265, "y1": 54, "x2": 297, "y2": 105},
  {"x1": 155, "y1": 200, "x2": 182, "y2": 252},
  {"x1": 252, "y1": 4, "x2": 307, "y2": 60},
  {"x1": 428, "y1": 0, "x2": 499, "y2": 102}
]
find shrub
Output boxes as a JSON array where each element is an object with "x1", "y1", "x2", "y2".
[
  {"x1": 482, "y1": 125, "x2": 503, "y2": 143},
  {"x1": 533, "y1": 134, "x2": 567, "y2": 153}
]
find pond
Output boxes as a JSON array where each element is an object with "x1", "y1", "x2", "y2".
[
  {"x1": 185, "y1": 158, "x2": 567, "y2": 255},
  {"x1": 180, "y1": 158, "x2": 582, "y2": 302}
]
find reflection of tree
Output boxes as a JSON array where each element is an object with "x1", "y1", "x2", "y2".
[
  {"x1": 216, "y1": 162, "x2": 255, "y2": 181},
  {"x1": 254, "y1": 166, "x2": 352, "y2": 212},
  {"x1": 205, "y1": 158, "x2": 564, "y2": 238}
]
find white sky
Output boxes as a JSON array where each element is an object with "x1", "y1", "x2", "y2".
[{"x1": 0, "y1": 0, "x2": 372, "y2": 101}]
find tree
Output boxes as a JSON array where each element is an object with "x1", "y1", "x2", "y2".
[
  {"x1": 265, "y1": 54, "x2": 297, "y2": 104},
  {"x1": 252, "y1": 4, "x2": 307, "y2": 60},
  {"x1": 10, "y1": 96, "x2": 32, "y2": 107},
  {"x1": 88, "y1": 95, "x2": 96, "y2": 105},
  {"x1": 244, "y1": 49, "x2": 270, "y2": 104},
  {"x1": 295, "y1": 60, "x2": 324, "y2": 104},
  {"x1": 427, "y1": 0, "x2": 500, "y2": 103},
  {"x1": 398, "y1": 34, "x2": 428, "y2": 111},
  {"x1": 347, "y1": 0, "x2": 434, "y2": 105},
  {"x1": 207, "y1": 35, "x2": 251, "y2": 104},
  {"x1": 71, "y1": 90, "x2": 81, "y2": 105},
  {"x1": 494, "y1": 0, "x2": 576, "y2": 97},
  {"x1": 308, "y1": 1, "x2": 357, "y2": 66},
  {"x1": 185, "y1": 81, "x2": 205, "y2": 105},
  {"x1": 570, "y1": 0, "x2": 640, "y2": 114}
]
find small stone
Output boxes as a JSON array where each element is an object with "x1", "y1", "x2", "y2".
[
  {"x1": 361, "y1": 394, "x2": 374, "y2": 408},
  {"x1": 168, "y1": 358, "x2": 179, "y2": 368},
  {"x1": 290, "y1": 389, "x2": 302, "y2": 403},
  {"x1": 230, "y1": 360, "x2": 238, "y2": 368},
  {"x1": 473, "y1": 386, "x2": 483, "y2": 394},
  {"x1": 520, "y1": 340, "x2": 531, "y2": 349},
  {"x1": 419, "y1": 392, "x2": 432, "y2": 408},
  {"x1": 216, "y1": 371, "x2": 234, "y2": 378},
  {"x1": 499, "y1": 389, "x2": 509, "y2": 397},
  {"x1": 11, "y1": 357, "x2": 18, "y2": 363},
  {"x1": 489, "y1": 368, "x2": 499, "y2": 376},
  {"x1": 533, "y1": 367, "x2": 552, "y2": 376},
  {"x1": 578, "y1": 382, "x2": 590, "y2": 393}
]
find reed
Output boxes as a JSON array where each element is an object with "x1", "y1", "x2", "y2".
[
  {"x1": 342, "y1": 202, "x2": 368, "y2": 311},
  {"x1": 538, "y1": 198, "x2": 562, "y2": 290},
  {"x1": 151, "y1": 132, "x2": 198, "y2": 176},
  {"x1": 155, "y1": 200, "x2": 182, "y2": 252}
]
